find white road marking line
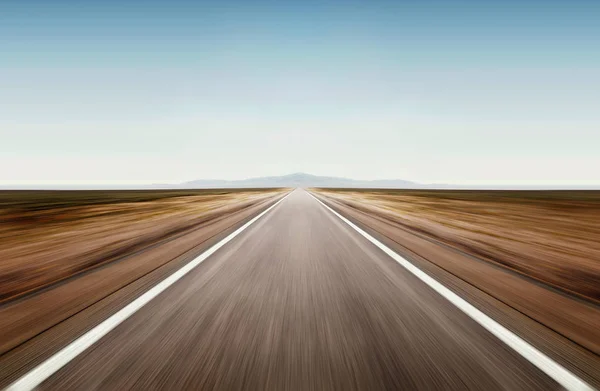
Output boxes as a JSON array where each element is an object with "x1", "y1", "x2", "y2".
[
  {"x1": 6, "y1": 192, "x2": 291, "y2": 391},
  {"x1": 308, "y1": 192, "x2": 594, "y2": 391}
]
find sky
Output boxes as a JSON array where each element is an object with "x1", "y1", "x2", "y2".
[{"x1": 1, "y1": 0, "x2": 599, "y2": 186}]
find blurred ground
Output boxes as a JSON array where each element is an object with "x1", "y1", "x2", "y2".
[
  {"x1": 1, "y1": 188, "x2": 598, "y2": 389},
  {"x1": 0, "y1": 189, "x2": 286, "y2": 355},
  {"x1": 312, "y1": 189, "x2": 600, "y2": 356},
  {"x1": 0, "y1": 189, "x2": 284, "y2": 303},
  {"x1": 2, "y1": 190, "x2": 573, "y2": 390},
  {"x1": 312, "y1": 189, "x2": 600, "y2": 301}
]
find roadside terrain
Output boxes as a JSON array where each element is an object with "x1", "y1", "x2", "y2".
[
  {"x1": 0, "y1": 189, "x2": 286, "y2": 356},
  {"x1": 311, "y1": 188, "x2": 600, "y2": 357},
  {"x1": 4, "y1": 190, "x2": 588, "y2": 390},
  {"x1": 0, "y1": 189, "x2": 284, "y2": 303},
  {"x1": 1, "y1": 188, "x2": 598, "y2": 389}
]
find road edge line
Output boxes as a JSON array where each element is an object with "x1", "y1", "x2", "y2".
[{"x1": 308, "y1": 191, "x2": 593, "y2": 391}]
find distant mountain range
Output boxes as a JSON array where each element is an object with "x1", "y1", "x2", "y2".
[
  {"x1": 181, "y1": 173, "x2": 599, "y2": 190},
  {"x1": 1, "y1": 173, "x2": 597, "y2": 190},
  {"x1": 182, "y1": 173, "x2": 418, "y2": 189}
]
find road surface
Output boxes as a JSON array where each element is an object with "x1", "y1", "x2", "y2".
[{"x1": 6, "y1": 189, "x2": 592, "y2": 390}]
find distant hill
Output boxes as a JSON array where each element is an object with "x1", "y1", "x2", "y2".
[
  {"x1": 183, "y1": 173, "x2": 419, "y2": 189},
  {"x1": 3, "y1": 174, "x2": 596, "y2": 190}
]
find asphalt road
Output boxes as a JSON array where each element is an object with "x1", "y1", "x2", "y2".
[{"x1": 10, "y1": 189, "x2": 579, "y2": 390}]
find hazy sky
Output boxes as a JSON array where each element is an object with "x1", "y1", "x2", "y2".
[{"x1": 1, "y1": 0, "x2": 599, "y2": 185}]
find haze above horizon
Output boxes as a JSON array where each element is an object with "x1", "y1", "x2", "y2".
[
  {"x1": 2, "y1": 172, "x2": 599, "y2": 190},
  {"x1": 2, "y1": 0, "x2": 599, "y2": 186}
]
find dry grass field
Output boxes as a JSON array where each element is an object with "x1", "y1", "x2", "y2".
[
  {"x1": 312, "y1": 189, "x2": 600, "y2": 303},
  {"x1": 0, "y1": 189, "x2": 285, "y2": 303}
]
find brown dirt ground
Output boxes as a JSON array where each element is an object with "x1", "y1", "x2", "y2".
[
  {"x1": 312, "y1": 189, "x2": 600, "y2": 302},
  {"x1": 311, "y1": 189, "x2": 600, "y2": 357},
  {"x1": 0, "y1": 189, "x2": 286, "y2": 303}
]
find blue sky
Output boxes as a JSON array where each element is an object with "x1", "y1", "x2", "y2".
[{"x1": 1, "y1": 0, "x2": 599, "y2": 185}]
